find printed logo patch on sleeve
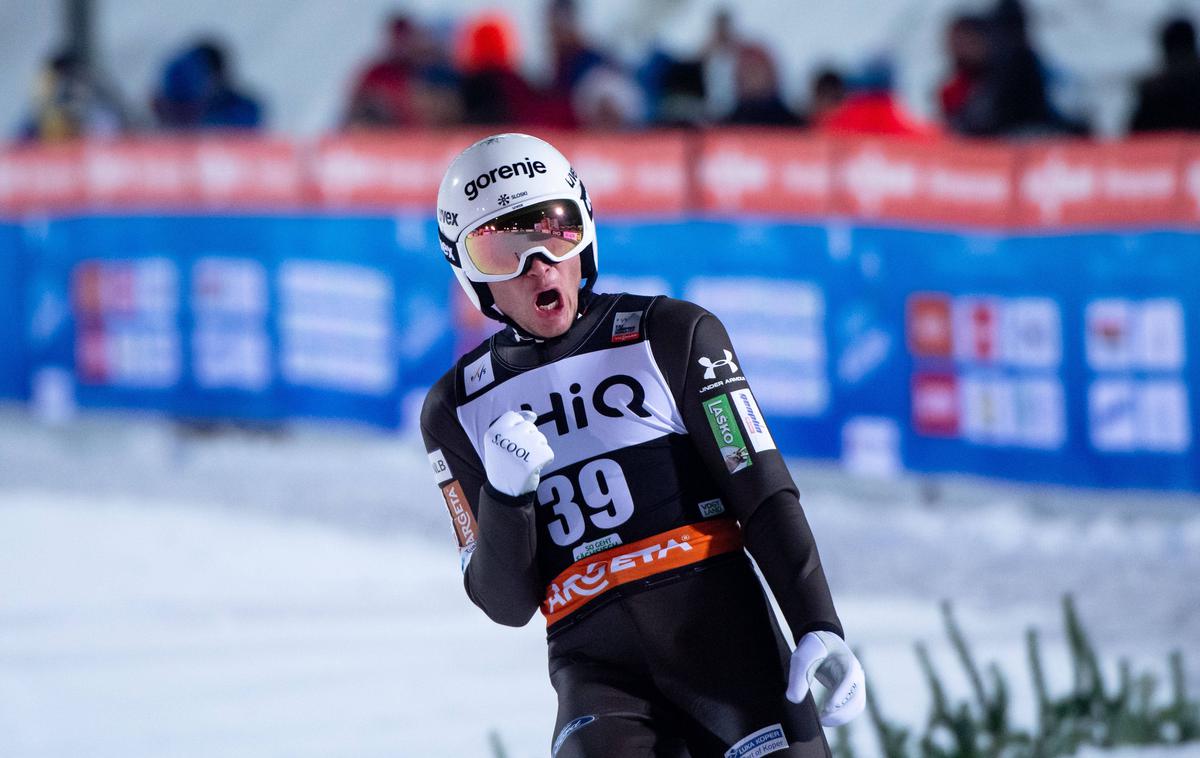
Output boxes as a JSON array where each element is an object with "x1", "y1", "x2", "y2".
[
  {"x1": 553, "y1": 715, "x2": 597, "y2": 756},
  {"x1": 440, "y1": 480, "x2": 478, "y2": 571},
  {"x1": 730, "y1": 389, "x2": 776, "y2": 453},
  {"x1": 463, "y1": 352, "x2": 495, "y2": 396},
  {"x1": 725, "y1": 723, "x2": 788, "y2": 758},
  {"x1": 428, "y1": 449, "x2": 453, "y2": 484},
  {"x1": 698, "y1": 349, "x2": 739, "y2": 380},
  {"x1": 703, "y1": 394, "x2": 752, "y2": 473},
  {"x1": 611, "y1": 310, "x2": 643, "y2": 343},
  {"x1": 698, "y1": 498, "x2": 726, "y2": 518}
]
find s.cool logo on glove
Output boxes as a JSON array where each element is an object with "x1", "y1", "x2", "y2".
[
  {"x1": 492, "y1": 433, "x2": 532, "y2": 461},
  {"x1": 483, "y1": 410, "x2": 556, "y2": 497}
]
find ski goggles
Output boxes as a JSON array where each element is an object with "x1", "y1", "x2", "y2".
[{"x1": 451, "y1": 198, "x2": 591, "y2": 282}]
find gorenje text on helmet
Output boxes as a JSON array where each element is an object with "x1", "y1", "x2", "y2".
[{"x1": 464, "y1": 158, "x2": 548, "y2": 201}]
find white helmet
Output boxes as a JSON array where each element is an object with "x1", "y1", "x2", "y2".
[{"x1": 436, "y1": 133, "x2": 598, "y2": 320}]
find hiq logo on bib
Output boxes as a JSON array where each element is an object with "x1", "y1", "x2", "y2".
[{"x1": 519, "y1": 374, "x2": 652, "y2": 438}]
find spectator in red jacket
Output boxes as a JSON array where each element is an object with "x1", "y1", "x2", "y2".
[
  {"x1": 343, "y1": 15, "x2": 418, "y2": 127},
  {"x1": 344, "y1": 14, "x2": 456, "y2": 128},
  {"x1": 808, "y1": 67, "x2": 846, "y2": 123},
  {"x1": 816, "y1": 59, "x2": 938, "y2": 138},
  {"x1": 456, "y1": 13, "x2": 538, "y2": 126},
  {"x1": 939, "y1": 15, "x2": 988, "y2": 128}
]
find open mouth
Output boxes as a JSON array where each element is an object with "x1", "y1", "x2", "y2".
[{"x1": 535, "y1": 288, "x2": 562, "y2": 312}]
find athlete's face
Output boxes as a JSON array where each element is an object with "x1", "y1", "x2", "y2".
[{"x1": 487, "y1": 254, "x2": 581, "y2": 338}]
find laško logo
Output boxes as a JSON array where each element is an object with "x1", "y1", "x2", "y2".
[
  {"x1": 705, "y1": 397, "x2": 738, "y2": 446},
  {"x1": 464, "y1": 158, "x2": 548, "y2": 201},
  {"x1": 703, "y1": 394, "x2": 752, "y2": 473}
]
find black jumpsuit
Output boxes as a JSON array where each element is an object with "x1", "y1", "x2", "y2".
[{"x1": 421, "y1": 292, "x2": 843, "y2": 757}]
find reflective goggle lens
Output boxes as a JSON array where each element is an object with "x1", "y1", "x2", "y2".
[{"x1": 463, "y1": 200, "x2": 586, "y2": 277}]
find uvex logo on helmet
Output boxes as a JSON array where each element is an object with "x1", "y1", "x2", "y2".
[{"x1": 464, "y1": 158, "x2": 548, "y2": 201}]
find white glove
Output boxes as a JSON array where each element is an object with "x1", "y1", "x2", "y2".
[
  {"x1": 483, "y1": 410, "x2": 555, "y2": 497},
  {"x1": 786, "y1": 630, "x2": 867, "y2": 727}
]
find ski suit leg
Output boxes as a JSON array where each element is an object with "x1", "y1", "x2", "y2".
[
  {"x1": 626, "y1": 557, "x2": 832, "y2": 757},
  {"x1": 549, "y1": 658, "x2": 689, "y2": 758},
  {"x1": 546, "y1": 556, "x2": 832, "y2": 757}
]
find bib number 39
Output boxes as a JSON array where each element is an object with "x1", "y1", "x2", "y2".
[{"x1": 536, "y1": 458, "x2": 634, "y2": 547}]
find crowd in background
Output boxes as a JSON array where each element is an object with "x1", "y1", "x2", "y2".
[{"x1": 15, "y1": 0, "x2": 1200, "y2": 143}]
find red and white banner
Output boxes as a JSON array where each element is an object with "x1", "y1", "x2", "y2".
[
  {"x1": 0, "y1": 143, "x2": 86, "y2": 210},
  {"x1": 832, "y1": 138, "x2": 1015, "y2": 227},
  {"x1": 1017, "y1": 139, "x2": 1186, "y2": 227},
  {"x1": 1182, "y1": 142, "x2": 1200, "y2": 225},
  {"x1": 0, "y1": 136, "x2": 303, "y2": 210},
  {"x1": 696, "y1": 131, "x2": 831, "y2": 216},
  {"x1": 309, "y1": 131, "x2": 480, "y2": 208},
  {"x1": 556, "y1": 131, "x2": 689, "y2": 216},
  {"x1": 4, "y1": 132, "x2": 1200, "y2": 228}
]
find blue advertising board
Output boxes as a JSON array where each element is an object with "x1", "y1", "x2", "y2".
[
  {"x1": 0, "y1": 220, "x2": 27, "y2": 401},
  {"x1": 0, "y1": 212, "x2": 1196, "y2": 490}
]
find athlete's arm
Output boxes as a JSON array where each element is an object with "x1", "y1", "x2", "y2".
[
  {"x1": 647, "y1": 297, "x2": 843, "y2": 642},
  {"x1": 420, "y1": 373, "x2": 543, "y2": 627}
]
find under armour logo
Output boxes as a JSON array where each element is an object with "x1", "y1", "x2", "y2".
[{"x1": 698, "y1": 350, "x2": 738, "y2": 380}]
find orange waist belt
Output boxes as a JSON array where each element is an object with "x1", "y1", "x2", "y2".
[{"x1": 541, "y1": 519, "x2": 744, "y2": 626}]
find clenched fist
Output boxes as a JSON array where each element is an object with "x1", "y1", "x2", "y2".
[{"x1": 484, "y1": 410, "x2": 555, "y2": 497}]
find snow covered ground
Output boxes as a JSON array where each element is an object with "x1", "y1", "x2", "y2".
[{"x1": 1, "y1": 407, "x2": 1198, "y2": 757}]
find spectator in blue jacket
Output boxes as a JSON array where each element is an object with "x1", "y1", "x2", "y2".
[{"x1": 154, "y1": 39, "x2": 263, "y2": 130}]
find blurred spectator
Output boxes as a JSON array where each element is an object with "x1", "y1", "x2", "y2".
[
  {"x1": 456, "y1": 13, "x2": 537, "y2": 125},
  {"x1": 809, "y1": 67, "x2": 846, "y2": 123},
  {"x1": 816, "y1": 58, "x2": 937, "y2": 137},
  {"x1": 548, "y1": 0, "x2": 605, "y2": 91},
  {"x1": 1130, "y1": 17, "x2": 1200, "y2": 133},
  {"x1": 572, "y1": 64, "x2": 646, "y2": 130},
  {"x1": 408, "y1": 64, "x2": 464, "y2": 128},
  {"x1": 344, "y1": 15, "x2": 416, "y2": 127},
  {"x1": 544, "y1": 0, "x2": 606, "y2": 128},
  {"x1": 949, "y1": 0, "x2": 1078, "y2": 136},
  {"x1": 723, "y1": 45, "x2": 802, "y2": 126},
  {"x1": 645, "y1": 52, "x2": 707, "y2": 127},
  {"x1": 19, "y1": 48, "x2": 128, "y2": 141},
  {"x1": 154, "y1": 40, "x2": 262, "y2": 130},
  {"x1": 344, "y1": 14, "x2": 453, "y2": 128},
  {"x1": 701, "y1": 8, "x2": 743, "y2": 120},
  {"x1": 938, "y1": 15, "x2": 988, "y2": 128}
]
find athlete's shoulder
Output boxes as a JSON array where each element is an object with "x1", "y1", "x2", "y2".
[
  {"x1": 421, "y1": 365, "x2": 459, "y2": 431},
  {"x1": 644, "y1": 296, "x2": 721, "y2": 348},
  {"x1": 646, "y1": 296, "x2": 713, "y2": 327},
  {"x1": 422, "y1": 335, "x2": 495, "y2": 423}
]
